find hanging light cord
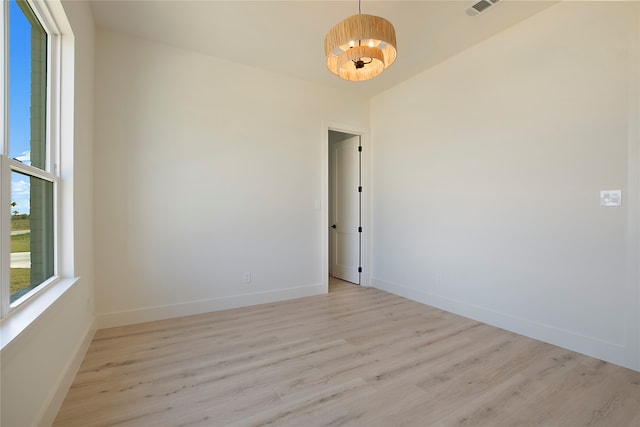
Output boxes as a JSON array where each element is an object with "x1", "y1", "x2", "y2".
[{"x1": 351, "y1": 0, "x2": 373, "y2": 69}]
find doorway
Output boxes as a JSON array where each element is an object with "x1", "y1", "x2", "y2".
[{"x1": 328, "y1": 130, "x2": 362, "y2": 286}]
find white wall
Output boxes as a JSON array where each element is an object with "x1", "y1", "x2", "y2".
[
  {"x1": 370, "y1": 2, "x2": 640, "y2": 370},
  {"x1": 94, "y1": 30, "x2": 369, "y2": 328},
  {"x1": 0, "y1": 1, "x2": 95, "y2": 426}
]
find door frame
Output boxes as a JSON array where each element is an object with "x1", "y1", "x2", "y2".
[{"x1": 321, "y1": 121, "x2": 371, "y2": 292}]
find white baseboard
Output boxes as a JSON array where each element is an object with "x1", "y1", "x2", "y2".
[
  {"x1": 371, "y1": 277, "x2": 638, "y2": 372},
  {"x1": 37, "y1": 319, "x2": 96, "y2": 427},
  {"x1": 97, "y1": 283, "x2": 326, "y2": 329}
]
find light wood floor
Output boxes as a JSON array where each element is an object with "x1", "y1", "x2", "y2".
[{"x1": 54, "y1": 278, "x2": 640, "y2": 426}]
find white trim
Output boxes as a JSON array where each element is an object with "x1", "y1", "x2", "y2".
[
  {"x1": 8, "y1": 158, "x2": 57, "y2": 182},
  {"x1": 36, "y1": 318, "x2": 95, "y2": 427},
  {"x1": 321, "y1": 123, "x2": 329, "y2": 293},
  {"x1": 631, "y1": 3, "x2": 640, "y2": 370},
  {"x1": 321, "y1": 121, "x2": 371, "y2": 287},
  {"x1": 28, "y1": 0, "x2": 70, "y2": 39},
  {"x1": 0, "y1": 0, "x2": 10, "y2": 319},
  {"x1": 1, "y1": 0, "x2": 70, "y2": 318},
  {"x1": 371, "y1": 277, "x2": 638, "y2": 371},
  {"x1": 9, "y1": 274, "x2": 59, "y2": 308},
  {"x1": 97, "y1": 283, "x2": 325, "y2": 329},
  {"x1": 0, "y1": 277, "x2": 78, "y2": 350},
  {"x1": 28, "y1": 0, "x2": 62, "y2": 35},
  {"x1": 360, "y1": 131, "x2": 372, "y2": 286},
  {"x1": 58, "y1": 7, "x2": 75, "y2": 279},
  {"x1": 0, "y1": 0, "x2": 6, "y2": 159}
]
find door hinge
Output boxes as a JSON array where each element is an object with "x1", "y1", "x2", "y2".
[
  {"x1": 358, "y1": 267, "x2": 363, "y2": 273},
  {"x1": 358, "y1": 186, "x2": 362, "y2": 193},
  {"x1": 358, "y1": 226, "x2": 362, "y2": 233},
  {"x1": 358, "y1": 146, "x2": 362, "y2": 152}
]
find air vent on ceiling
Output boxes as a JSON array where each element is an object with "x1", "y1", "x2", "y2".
[{"x1": 466, "y1": 0, "x2": 501, "y2": 17}]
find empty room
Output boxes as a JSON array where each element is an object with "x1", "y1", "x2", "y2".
[{"x1": 1, "y1": 0, "x2": 640, "y2": 426}]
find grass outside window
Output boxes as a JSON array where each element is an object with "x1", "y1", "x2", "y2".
[{"x1": 10, "y1": 215, "x2": 31, "y2": 299}]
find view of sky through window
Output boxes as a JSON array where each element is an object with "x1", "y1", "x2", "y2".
[{"x1": 9, "y1": 0, "x2": 34, "y2": 215}]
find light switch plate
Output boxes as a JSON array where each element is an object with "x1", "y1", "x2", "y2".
[{"x1": 600, "y1": 190, "x2": 622, "y2": 207}]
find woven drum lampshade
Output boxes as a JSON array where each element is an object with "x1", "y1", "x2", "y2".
[{"x1": 324, "y1": 13, "x2": 397, "y2": 82}]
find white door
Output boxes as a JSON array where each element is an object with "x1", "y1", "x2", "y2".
[{"x1": 330, "y1": 133, "x2": 360, "y2": 284}]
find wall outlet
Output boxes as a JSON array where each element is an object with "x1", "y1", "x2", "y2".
[{"x1": 243, "y1": 272, "x2": 251, "y2": 284}]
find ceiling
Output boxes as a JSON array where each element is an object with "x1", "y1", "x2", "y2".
[{"x1": 89, "y1": 0, "x2": 556, "y2": 97}]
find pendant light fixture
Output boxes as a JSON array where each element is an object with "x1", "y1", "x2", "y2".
[{"x1": 324, "y1": 0, "x2": 397, "y2": 82}]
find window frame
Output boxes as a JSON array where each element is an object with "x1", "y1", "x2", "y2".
[{"x1": 0, "y1": 0, "x2": 63, "y2": 318}]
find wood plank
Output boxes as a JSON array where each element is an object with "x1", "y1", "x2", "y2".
[{"x1": 54, "y1": 278, "x2": 640, "y2": 426}]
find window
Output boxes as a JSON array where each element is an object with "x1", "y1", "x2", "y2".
[{"x1": 2, "y1": 0, "x2": 59, "y2": 315}]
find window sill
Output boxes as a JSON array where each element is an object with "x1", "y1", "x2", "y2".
[{"x1": 0, "y1": 277, "x2": 78, "y2": 351}]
